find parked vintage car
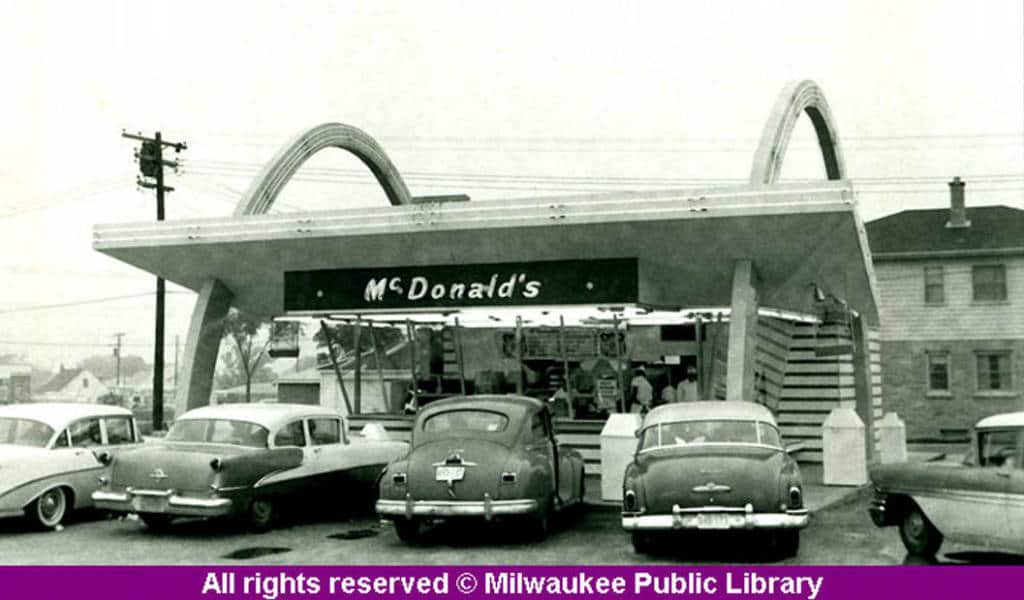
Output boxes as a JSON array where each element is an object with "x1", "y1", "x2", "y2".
[
  {"x1": 869, "y1": 411, "x2": 1024, "y2": 557},
  {"x1": 0, "y1": 403, "x2": 141, "y2": 528},
  {"x1": 376, "y1": 395, "x2": 586, "y2": 541},
  {"x1": 621, "y1": 401, "x2": 808, "y2": 556},
  {"x1": 92, "y1": 403, "x2": 407, "y2": 531}
]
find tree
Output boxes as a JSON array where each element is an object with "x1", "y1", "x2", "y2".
[
  {"x1": 79, "y1": 354, "x2": 148, "y2": 381},
  {"x1": 216, "y1": 310, "x2": 276, "y2": 403}
]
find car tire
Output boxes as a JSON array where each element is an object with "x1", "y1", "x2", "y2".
[
  {"x1": 631, "y1": 532, "x2": 654, "y2": 554},
  {"x1": 899, "y1": 506, "x2": 943, "y2": 556},
  {"x1": 774, "y1": 530, "x2": 800, "y2": 559},
  {"x1": 140, "y1": 514, "x2": 174, "y2": 532},
  {"x1": 248, "y1": 498, "x2": 276, "y2": 533},
  {"x1": 393, "y1": 518, "x2": 421, "y2": 542},
  {"x1": 28, "y1": 487, "x2": 68, "y2": 529}
]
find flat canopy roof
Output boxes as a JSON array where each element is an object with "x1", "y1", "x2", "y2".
[{"x1": 93, "y1": 181, "x2": 879, "y2": 324}]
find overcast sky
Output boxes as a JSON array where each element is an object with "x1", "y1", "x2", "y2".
[{"x1": 1, "y1": 1, "x2": 1022, "y2": 370}]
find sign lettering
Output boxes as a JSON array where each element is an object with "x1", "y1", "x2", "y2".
[{"x1": 284, "y1": 258, "x2": 638, "y2": 313}]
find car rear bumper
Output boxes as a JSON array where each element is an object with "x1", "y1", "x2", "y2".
[
  {"x1": 377, "y1": 495, "x2": 538, "y2": 520},
  {"x1": 92, "y1": 489, "x2": 234, "y2": 518},
  {"x1": 622, "y1": 504, "x2": 810, "y2": 531},
  {"x1": 868, "y1": 492, "x2": 889, "y2": 527}
]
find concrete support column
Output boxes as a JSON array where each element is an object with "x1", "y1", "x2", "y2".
[
  {"x1": 851, "y1": 313, "x2": 877, "y2": 462},
  {"x1": 175, "y1": 279, "x2": 234, "y2": 416},
  {"x1": 726, "y1": 260, "x2": 759, "y2": 402}
]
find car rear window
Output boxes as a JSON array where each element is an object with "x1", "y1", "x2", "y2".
[
  {"x1": 423, "y1": 410, "x2": 509, "y2": 433},
  {"x1": 0, "y1": 418, "x2": 55, "y2": 448},
  {"x1": 166, "y1": 419, "x2": 269, "y2": 448},
  {"x1": 640, "y1": 419, "x2": 782, "y2": 450}
]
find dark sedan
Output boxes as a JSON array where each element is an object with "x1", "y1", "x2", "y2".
[{"x1": 376, "y1": 395, "x2": 586, "y2": 542}]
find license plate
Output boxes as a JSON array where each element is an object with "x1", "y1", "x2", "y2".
[
  {"x1": 435, "y1": 466, "x2": 465, "y2": 482},
  {"x1": 695, "y1": 513, "x2": 733, "y2": 529},
  {"x1": 132, "y1": 496, "x2": 166, "y2": 513}
]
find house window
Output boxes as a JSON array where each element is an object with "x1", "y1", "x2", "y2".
[
  {"x1": 924, "y1": 266, "x2": 944, "y2": 304},
  {"x1": 976, "y1": 352, "x2": 1012, "y2": 391},
  {"x1": 972, "y1": 265, "x2": 1007, "y2": 302},
  {"x1": 82, "y1": 378, "x2": 88, "y2": 389},
  {"x1": 927, "y1": 352, "x2": 950, "y2": 392}
]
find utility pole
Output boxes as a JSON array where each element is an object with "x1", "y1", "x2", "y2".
[
  {"x1": 113, "y1": 333, "x2": 126, "y2": 387},
  {"x1": 123, "y1": 130, "x2": 186, "y2": 431}
]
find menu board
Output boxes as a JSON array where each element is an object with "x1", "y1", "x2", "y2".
[{"x1": 500, "y1": 329, "x2": 626, "y2": 359}]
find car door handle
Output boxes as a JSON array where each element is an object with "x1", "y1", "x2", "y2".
[{"x1": 997, "y1": 471, "x2": 1011, "y2": 478}]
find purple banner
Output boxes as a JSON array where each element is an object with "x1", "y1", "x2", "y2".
[{"x1": 0, "y1": 566, "x2": 1020, "y2": 600}]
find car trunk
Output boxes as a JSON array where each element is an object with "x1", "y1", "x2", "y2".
[
  {"x1": 407, "y1": 438, "x2": 510, "y2": 501},
  {"x1": 110, "y1": 442, "x2": 253, "y2": 494},
  {"x1": 638, "y1": 445, "x2": 785, "y2": 514}
]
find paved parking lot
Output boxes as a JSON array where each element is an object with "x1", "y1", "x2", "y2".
[{"x1": 1, "y1": 488, "x2": 1021, "y2": 566}]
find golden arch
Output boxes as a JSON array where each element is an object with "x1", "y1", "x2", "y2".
[
  {"x1": 177, "y1": 123, "x2": 413, "y2": 414},
  {"x1": 235, "y1": 122, "x2": 413, "y2": 215},
  {"x1": 749, "y1": 80, "x2": 846, "y2": 184}
]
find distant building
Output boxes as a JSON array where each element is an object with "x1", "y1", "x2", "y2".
[
  {"x1": 866, "y1": 178, "x2": 1024, "y2": 440},
  {"x1": 0, "y1": 365, "x2": 32, "y2": 404},
  {"x1": 35, "y1": 366, "x2": 110, "y2": 404}
]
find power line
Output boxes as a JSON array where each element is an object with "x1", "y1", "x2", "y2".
[{"x1": 0, "y1": 291, "x2": 192, "y2": 316}]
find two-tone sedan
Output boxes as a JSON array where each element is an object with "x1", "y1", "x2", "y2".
[
  {"x1": 0, "y1": 403, "x2": 141, "y2": 528},
  {"x1": 377, "y1": 395, "x2": 586, "y2": 542},
  {"x1": 621, "y1": 401, "x2": 808, "y2": 556},
  {"x1": 869, "y1": 411, "x2": 1024, "y2": 557},
  {"x1": 93, "y1": 403, "x2": 407, "y2": 531}
]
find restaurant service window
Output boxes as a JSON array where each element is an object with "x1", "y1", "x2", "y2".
[
  {"x1": 924, "y1": 266, "x2": 945, "y2": 304},
  {"x1": 972, "y1": 265, "x2": 1007, "y2": 302},
  {"x1": 926, "y1": 352, "x2": 950, "y2": 394},
  {"x1": 976, "y1": 352, "x2": 1012, "y2": 392}
]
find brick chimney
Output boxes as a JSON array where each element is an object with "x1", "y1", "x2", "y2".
[{"x1": 945, "y1": 176, "x2": 970, "y2": 228}]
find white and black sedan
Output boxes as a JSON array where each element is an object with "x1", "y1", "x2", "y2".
[
  {"x1": 93, "y1": 403, "x2": 408, "y2": 531},
  {"x1": 870, "y1": 411, "x2": 1024, "y2": 557},
  {"x1": 0, "y1": 403, "x2": 141, "y2": 528}
]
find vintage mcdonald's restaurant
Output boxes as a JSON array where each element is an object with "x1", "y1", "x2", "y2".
[{"x1": 93, "y1": 81, "x2": 883, "y2": 478}]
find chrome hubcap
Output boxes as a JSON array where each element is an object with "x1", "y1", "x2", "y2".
[
  {"x1": 906, "y1": 512, "x2": 924, "y2": 538},
  {"x1": 39, "y1": 490, "x2": 63, "y2": 522}
]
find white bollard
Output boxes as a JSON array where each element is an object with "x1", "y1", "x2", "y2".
[
  {"x1": 360, "y1": 423, "x2": 390, "y2": 441},
  {"x1": 822, "y1": 407, "x2": 868, "y2": 486},
  {"x1": 877, "y1": 412, "x2": 908, "y2": 464},
  {"x1": 599, "y1": 413, "x2": 644, "y2": 502}
]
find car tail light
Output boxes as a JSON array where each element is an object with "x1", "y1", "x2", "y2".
[
  {"x1": 789, "y1": 486, "x2": 803, "y2": 509},
  {"x1": 392, "y1": 473, "x2": 407, "y2": 485},
  {"x1": 624, "y1": 490, "x2": 637, "y2": 511},
  {"x1": 500, "y1": 472, "x2": 517, "y2": 484}
]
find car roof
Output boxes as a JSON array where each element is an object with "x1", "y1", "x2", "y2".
[
  {"x1": 642, "y1": 401, "x2": 778, "y2": 428},
  {"x1": 0, "y1": 402, "x2": 133, "y2": 429},
  {"x1": 179, "y1": 403, "x2": 344, "y2": 431},
  {"x1": 417, "y1": 394, "x2": 544, "y2": 420},
  {"x1": 976, "y1": 411, "x2": 1024, "y2": 429}
]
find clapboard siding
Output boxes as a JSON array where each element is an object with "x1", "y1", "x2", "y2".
[{"x1": 874, "y1": 256, "x2": 1024, "y2": 341}]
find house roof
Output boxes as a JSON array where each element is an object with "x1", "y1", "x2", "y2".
[
  {"x1": 36, "y1": 368, "x2": 85, "y2": 393},
  {"x1": 866, "y1": 205, "x2": 1024, "y2": 258}
]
